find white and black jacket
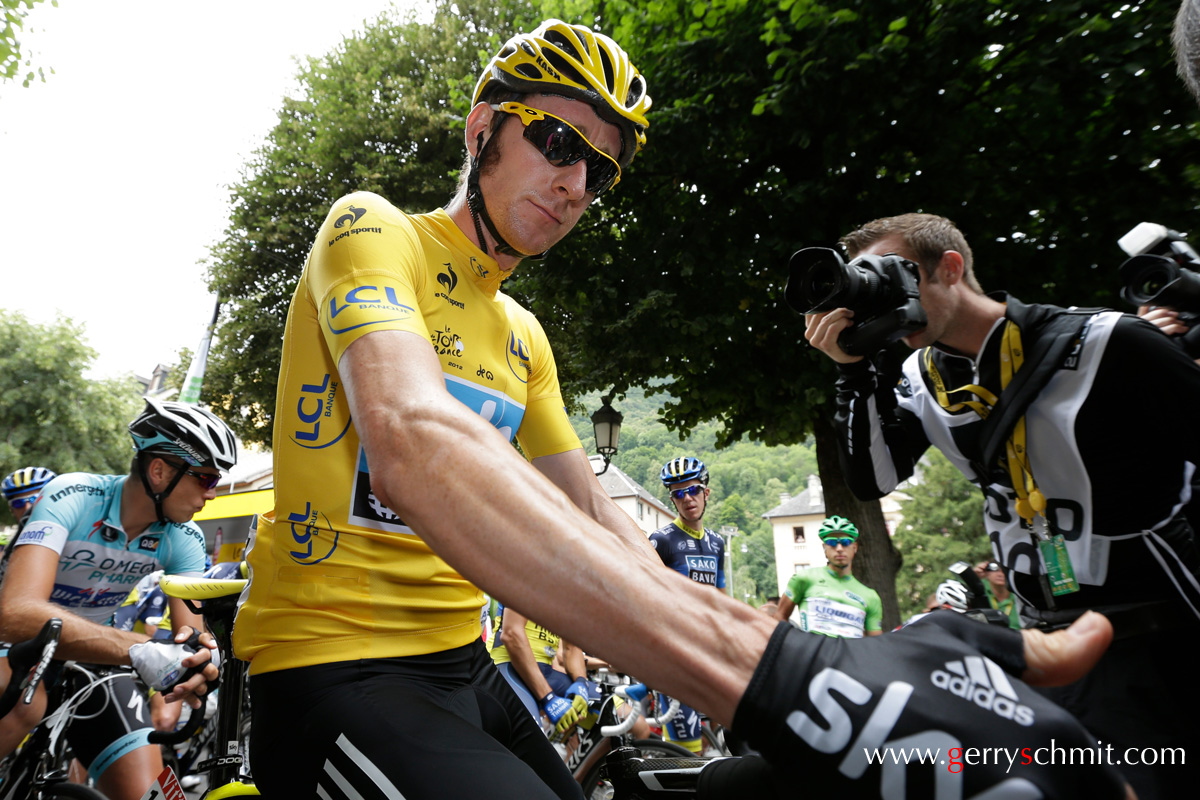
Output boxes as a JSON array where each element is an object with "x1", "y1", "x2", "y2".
[{"x1": 834, "y1": 293, "x2": 1200, "y2": 624}]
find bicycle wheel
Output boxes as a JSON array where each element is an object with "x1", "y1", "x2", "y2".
[{"x1": 579, "y1": 739, "x2": 699, "y2": 800}]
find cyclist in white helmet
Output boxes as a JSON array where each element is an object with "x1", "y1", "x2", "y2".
[{"x1": 0, "y1": 399, "x2": 232, "y2": 800}]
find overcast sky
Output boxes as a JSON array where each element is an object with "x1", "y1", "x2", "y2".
[{"x1": 1, "y1": 0, "x2": 420, "y2": 379}]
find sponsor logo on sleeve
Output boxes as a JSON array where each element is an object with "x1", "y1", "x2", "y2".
[
  {"x1": 327, "y1": 205, "x2": 381, "y2": 247},
  {"x1": 16, "y1": 524, "x2": 53, "y2": 544},
  {"x1": 325, "y1": 284, "x2": 416, "y2": 335}
]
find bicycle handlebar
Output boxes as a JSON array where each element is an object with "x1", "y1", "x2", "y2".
[
  {"x1": 0, "y1": 618, "x2": 62, "y2": 720},
  {"x1": 147, "y1": 695, "x2": 209, "y2": 745},
  {"x1": 599, "y1": 684, "x2": 680, "y2": 738}
]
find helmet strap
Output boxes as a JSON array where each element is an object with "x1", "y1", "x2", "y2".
[
  {"x1": 136, "y1": 452, "x2": 187, "y2": 525},
  {"x1": 466, "y1": 129, "x2": 548, "y2": 261}
]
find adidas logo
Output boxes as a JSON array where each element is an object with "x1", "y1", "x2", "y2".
[{"x1": 930, "y1": 655, "x2": 1035, "y2": 726}]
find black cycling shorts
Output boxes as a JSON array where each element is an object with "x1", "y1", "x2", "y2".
[
  {"x1": 48, "y1": 664, "x2": 155, "y2": 782},
  {"x1": 249, "y1": 640, "x2": 584, "y2": 800}
]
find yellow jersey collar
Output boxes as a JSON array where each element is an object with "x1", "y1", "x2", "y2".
[
  {"x1": 673, "y1": 516, "x2": 705, "y2": 540},
  {"x1": 427, "y1": 208, "x2": 509, "y2": 297}
]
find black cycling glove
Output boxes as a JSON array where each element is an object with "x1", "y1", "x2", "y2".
[{"x1": 733, "y1": 614, "x2": 1126, "y2": 798}]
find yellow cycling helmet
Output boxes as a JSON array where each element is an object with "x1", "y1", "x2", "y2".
[{"x1": 472, "y1": 19, "x2": 651, "y2": 167}]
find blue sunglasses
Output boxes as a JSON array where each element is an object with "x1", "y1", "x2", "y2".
[
  {"x1": 670, "y1": 485, "x2": 706, "y2": 500},
  {"x1": 821, "y1": 537, "x2": 855, "y2": 548}
]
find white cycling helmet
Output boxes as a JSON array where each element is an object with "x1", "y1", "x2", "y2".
[
  {"x1": 129, "y1": 398, "x2": 237, "y2": 471},
  {"x1": 129, "y1": 398, "x2": 237, "y2": 523},
  {"x1": 935, "y1": 580, "x2": 972, "y2": 612}
]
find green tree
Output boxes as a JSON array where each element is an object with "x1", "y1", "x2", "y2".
[
  {"x1": 2, "y1": 0, "x2": 54, "y2": 86},
  {"x1": 202, "y1": 0, "x2": 1200, "y2": 625},
  {"x1": 0, "y1": 311, "x2": 145, "y2": 525},
  {"x1": 893, "y1": 450, "x2": 993, "y2": 619},
  {"x1": 202, "y1": 0, "x2": 540, "y2": 445},
  {"x1": 512, "y1": 0, "x2": 1200, "y2": 627}
]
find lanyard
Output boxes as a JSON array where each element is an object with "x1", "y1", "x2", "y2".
[{"x1": 925, "y1": 321, "x2": 1046, "y2": 527}]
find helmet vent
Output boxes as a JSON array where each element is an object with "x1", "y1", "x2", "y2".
[
  {"x1": 515, "y1": 63, "x2": 543, "y2": 80},
  {"x1": 545, "y1": 29, "x2": 583, "y2": 63},
  {"x1": 545, "y1": 51, "x2": 585, "y2": 89},
  {"x1": 598, "y1": 49, "x2": 616, "y2": 93},
  {"x1": 626, "y1": 76, "x2": 645, "y2": 108}
]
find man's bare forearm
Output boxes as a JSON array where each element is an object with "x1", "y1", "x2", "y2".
[
  {"x1": 344, "y1": 332, "x2": 775, "y2": 724},
  {"x1": 3, "y1": 597, "x2": 145, "y2": 664}
]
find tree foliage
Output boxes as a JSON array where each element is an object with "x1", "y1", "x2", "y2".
[
  {"x1": 569, "y1": 385, "x2": 801, "y2": 604},
  {"x1": 203, "y1": 0, "x2": 541, "y2": 445},
  {"x1": 0, "y1": 311, "x2": 144, "y2": 525},
  {"x1": 528, "y1": 0, "x2": 1200, "y2": 448},
  {"x1": 201, "y1": 0, "x2": 1200, "y2": 623},
  {"x1": 892, "y1": 450, "x2": 993, "y2": 619},
  {"x1": 2, "y1": 0, "x2": 53, "y2": 86}
]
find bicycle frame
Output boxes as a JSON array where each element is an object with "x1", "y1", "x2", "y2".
[{"x1": 152, "y1": 575, "x2": 257, "y2": 798}]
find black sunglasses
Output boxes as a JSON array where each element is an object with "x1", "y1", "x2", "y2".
[
  {"x1": 164, "y1": 460, "x2": 221, "y2": 491},
  {"x1": 493, "y1": 102, "x2": 622, "y2": 196}
]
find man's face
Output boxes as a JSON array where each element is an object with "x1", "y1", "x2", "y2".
[
  {"x1": 478, "y1": 94, "x2": 623, "y2": 260},
  {"x1": 155, "y1": 459, "x2": 220, "y2": 524},
  {"x1": 8, "y1": 489, "x2": 40, "y2": 524},
  {"x1": 854, "y1": 234, "x2": 953, "y2": 350},
  {"x1": 985, "y1": 565, "x2": 1006, "y2": 590},
  {"x1": 668, "y1": 479, "x2": 709, "y2": 524},
  {"x1": 821, "y1": 535, "x2": 858, "y2": 568}
]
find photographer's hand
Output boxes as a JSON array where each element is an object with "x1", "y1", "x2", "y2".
[
  {"x1": 804, "y1": 308, "x2": 864, "y2": 364},
  {"x1": 1138, "y1": 304, "x2": 1190, "y2": 336}
]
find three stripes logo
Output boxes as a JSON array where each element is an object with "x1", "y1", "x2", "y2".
[{"x1": 930, "y1": 655, "x2": 1035, "y2": 726}]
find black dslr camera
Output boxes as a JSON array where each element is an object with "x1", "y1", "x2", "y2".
[
  {"x1": 785, "y1": 247, "x2": 927, "y2": 356},
  {"x1": 1117, "y1": 222, "x2": 1200, "y2": 356}
]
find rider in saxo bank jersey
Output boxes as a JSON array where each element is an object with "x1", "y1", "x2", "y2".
[
  {"x1": 649, "y1": 457, "x2": 725, "y2": 754},
  {"x1": 0, "y1": 399, "x2": 230, "y2": 800}
]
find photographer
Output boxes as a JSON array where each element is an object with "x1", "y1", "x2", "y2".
[{"x1": 803, "y1": 212, "x2": 1200, "y2": 799}]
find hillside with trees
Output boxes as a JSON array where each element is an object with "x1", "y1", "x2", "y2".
[{"x1": 567, "y1": 386, "x2": 814, "y2": 607}]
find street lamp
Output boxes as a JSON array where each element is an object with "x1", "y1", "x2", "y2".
[{"x1": 590, "y1": 395, "x2": 623, "y2": 476}]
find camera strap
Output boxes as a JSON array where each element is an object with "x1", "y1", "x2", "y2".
[{"x1": 927, "y1": 313, "x2": 1095, "y2": 585}]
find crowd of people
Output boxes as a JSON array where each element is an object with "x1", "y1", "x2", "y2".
[{"x1": 7, "y1": 3, "x2": 1200, "y2": 798}]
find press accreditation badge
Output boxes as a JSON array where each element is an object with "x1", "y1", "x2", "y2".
[{"x1": 1039, "y1": 534, "x2": 1080, "y2": 596}]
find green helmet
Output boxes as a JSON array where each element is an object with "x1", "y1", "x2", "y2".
[{"x1": 818, "y1": 515, "x2": 858, "y2": 540}]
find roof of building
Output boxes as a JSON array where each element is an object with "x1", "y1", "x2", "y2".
[
  {"x1": 763, "y1": 487, "x2": 826, "y2": 519},
  {"x1": 589, "y1": 456, "x2": 672, "y2": 516}
]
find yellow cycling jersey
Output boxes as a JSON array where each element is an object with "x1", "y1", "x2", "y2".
[
  {"x1": 233, "y1": 191, "x2": 581, "y2": 675},
  {"x1": 488, "y1": 613, "x2": 561, "y2": 667}
]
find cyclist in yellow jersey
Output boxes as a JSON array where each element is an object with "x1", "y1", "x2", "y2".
[
  {"x1": 488, "y1": 604, "x2": 589, "y2": 734},
  {"x1": 234, "y1": 17, "x2": 1127, "y2": 800}
]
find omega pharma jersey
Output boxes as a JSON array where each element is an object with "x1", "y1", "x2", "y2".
[
  {"x1": 783, "y1": 567, "x2": 883, "y2": 638},
  {"x1": 13, "y1": 474, "x2": 206, "y2": 624},
  {"x1": 234, "y1": 192, "x2": 581, "y2": 675}
]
